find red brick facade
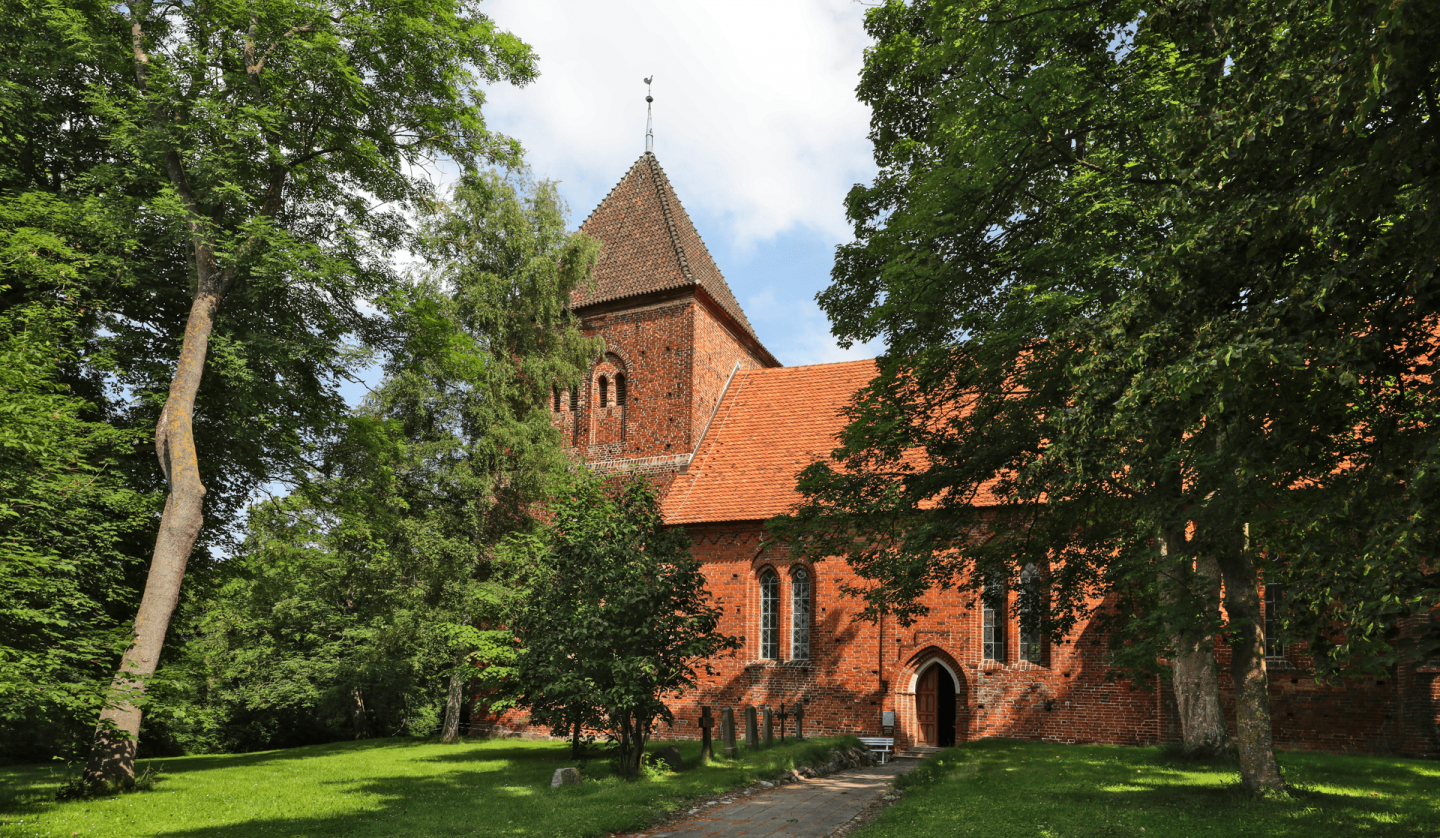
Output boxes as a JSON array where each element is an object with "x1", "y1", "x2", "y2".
[{"x1": 494, "y1": 153, "x2": 1440, "y2": 759}]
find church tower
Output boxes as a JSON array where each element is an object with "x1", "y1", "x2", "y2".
[{"x1": 553, "y1": 153, "x2": 781, "y2": 488}]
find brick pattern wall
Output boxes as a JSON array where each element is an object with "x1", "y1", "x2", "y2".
[
  {"x1": 688, "y1": 303, "x2": 768, "y2": 446},
  {"x1": 561, "y1": 298, "x2": 694, "y2": 459}
]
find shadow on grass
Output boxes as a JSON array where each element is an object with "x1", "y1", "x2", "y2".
[{"x1": 876, "y1": 739, "x2": 1439, "y2": 838}]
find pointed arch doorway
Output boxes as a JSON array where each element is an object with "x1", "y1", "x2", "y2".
[{"x1": 915, "y1": 663, "x2": 957, "y2": 747}]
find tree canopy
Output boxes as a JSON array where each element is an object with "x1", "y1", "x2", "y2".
[{"x1": 784, "y1": 0, "x2": 1439, "y2": 793}]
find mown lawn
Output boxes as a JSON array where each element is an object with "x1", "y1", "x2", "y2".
[
  {"x1": 0, "y1": 735, "x2": 855, "y2": 837},
  {"x1": 857, "y1": 739, "x2": 1440, "y2": 838}
]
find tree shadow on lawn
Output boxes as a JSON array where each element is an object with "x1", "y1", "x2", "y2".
[
  {"x1": 146, "y1": 759, "x2": 689, "y2": 838},
  {"x1": 897, "y1": 741, "x2": 1439, "y2": 838}
]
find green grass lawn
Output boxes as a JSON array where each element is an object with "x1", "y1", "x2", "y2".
[
  {"x1": 0, "y1": 735, "x2": 855, "y2": 837},
  {"x1": 857, "y1": 739, "x2": 1440, "y2": 838}
]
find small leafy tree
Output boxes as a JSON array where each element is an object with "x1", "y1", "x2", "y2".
[{"x1": 508, "y1": 474, "x2": 739, "y2": 775}]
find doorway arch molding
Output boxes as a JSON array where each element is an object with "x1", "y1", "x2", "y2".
[{"x1": 900, "y1": 646, "x2": 963, "y2": 693}]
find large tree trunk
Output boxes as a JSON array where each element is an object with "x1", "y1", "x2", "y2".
[
  {"x1": 351, "y1": 688, "x2": 370, "y2": 740},
  {"x1": 83, "y1": 281, "x2": 224, "y2": 788},
  {"x1": 85, "y1": 2, "x2": 239, "y2": 789},
  {"x1": 440, "y1": 669, "x2": 466, "y2": 744},
  {"x1": 1215, "y1": 541, "x2": 1285, "y2": 793},
  {"x1": 1159, "y1": 529, "x2": 1229, "y2": 755}
]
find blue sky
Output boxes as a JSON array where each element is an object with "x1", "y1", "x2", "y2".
[
  {"x1": 478, "y1": 0, "x2": 883, "y2": 368},
  {"x1": 339, "y1": 1, "x2": 884, "y2": 410}
]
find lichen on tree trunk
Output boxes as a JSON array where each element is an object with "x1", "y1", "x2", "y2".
[
  {"x1": 1215, "y1": 541, "x2": 1285, "y2": 793},
  {"x1": 1159, "y1": 529, "x2": 1230, "y2": 756},
  {"x1": 440, "y1": 669, "x2": 465, "y2": 744}
]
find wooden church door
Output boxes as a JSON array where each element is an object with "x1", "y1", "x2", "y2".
[{"x1": 916, "y1": 666, "x2": 938, "y2": 746}]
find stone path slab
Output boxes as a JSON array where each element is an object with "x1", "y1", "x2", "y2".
[{"x1": 635, "y1": 761, "x2": 915, "y2": 838}]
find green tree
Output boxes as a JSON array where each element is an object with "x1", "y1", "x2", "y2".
[
  {"x1": 781, "y1": 0, "x2": 1237, "y2": 760},
  {"x1": 30, "y1": 0, "x2": 543, "y2": 786},
  {"x1": 508, "y1": 474, "x2": 739, "y2": 775},
  {"x1": 0, "y1": 285, "x2": 156, "y2": 756},
  {"x1": 788, "y1": 0, "x2": 1438, "y2": 794},
  {"x1": 173, "y1": 170, "x2": 598, "y2": 753}
]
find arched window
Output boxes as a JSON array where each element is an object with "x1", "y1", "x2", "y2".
[
  {"x1": 598, "y1": 375, "x2": 609, "y2": 408},
  {"x1": 790, "y1": 566, "x2": 811, "y2": 660},
  {"x1": 552, "y1": 386, "x2": 560, "y2": 412},
  {"x1": 1019, "y1": 563, "x2": 1043, "y2": 664},
  {"x1": 760, "y1": 570, "x2": 779, "y2": 660},
  {"x1": 1264, "y1": 583, "x2": 1285, "y2": 658},
  {"x1": 983, "y1": 575, "x2": 1006, "y2": 662},
  {"x1": 616, "y1": 373, "x2": 627, "y2": 407},
  {"x1": 569, "y1": 382, "x2": 579, "y2": 412}
]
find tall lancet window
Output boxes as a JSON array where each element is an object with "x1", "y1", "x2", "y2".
[
  {"x1": 1264, "y1": 583, "x2": 1285, "y2": 658},
  {"x1": 598, "y1": 375, "x2": 609, "y2": 408},
  {"x1": 760, "y1": 570, "x2": 779, "y2": 660},
  {"x1": 983, "y1": 575, "x2": 1006, "y2": 662},
  {"x1": 790, "y1": 566, "x2": 812, "y2": 660},
  {"x1": 569, "y1": 382, "x2": 579, "y2": 412},
  {"x1": 1019, "y1": 563, "x2": 1044, "y2": 664},
  {"x1": 616, "y1": 373, "x2": 627, "y2": 406}
]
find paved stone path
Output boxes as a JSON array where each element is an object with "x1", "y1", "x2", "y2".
[{"x1": 635, "y1": 761, "x2": 915, "y2": 838}]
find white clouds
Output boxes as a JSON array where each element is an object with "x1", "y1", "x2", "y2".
[{"x1": 479, "y1": 0, "x2": 876, "y2": 249}]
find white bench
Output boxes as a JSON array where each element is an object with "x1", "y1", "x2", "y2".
[{"x1": 857, "y1": 736, "x2": 894, "y2": 764}]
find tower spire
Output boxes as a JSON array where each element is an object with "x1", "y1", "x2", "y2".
[{"x1": 644, "y1": 76, "x2": 654, "y2": 153}]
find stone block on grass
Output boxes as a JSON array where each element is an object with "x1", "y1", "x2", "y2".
[
  {"x1": 551, "y1": 767, "x2": 581, "y2": 789},
  {"x1": 653, "y1": 745, "x2": 685, "y2": 771}
]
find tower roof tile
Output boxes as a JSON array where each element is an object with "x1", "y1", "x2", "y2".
[{"x1": 575, "y1": 153, "x2": 757, "y2": 339}]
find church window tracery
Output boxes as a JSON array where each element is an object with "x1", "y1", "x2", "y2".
[
  {"x1": 791, "y1": 566, "x2": 811, "y2": 660},
  {"x1": 760, "y1": 569, "x2": 779, "y2": 660},
  {"x1": 983, "y1": 575, "x2": 1006, "y2": 662},
  {"x1": 1019, "y1": 563, "x2": 1044, "y2": 664}
]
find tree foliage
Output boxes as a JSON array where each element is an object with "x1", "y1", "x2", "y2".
[
  {"x1": 507, "y1": 474, "x2": 739, "y2": 777},
  {"x1": 158, "y1": 170, "x2": 599, "y2": 754},
  {"x1": 784, "y1": 0, "x2": 1439, "y2": 793}
]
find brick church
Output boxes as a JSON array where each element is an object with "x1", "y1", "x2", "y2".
[{"x1": 506, "y1": 152, "x2": 1438, "y2": 758}]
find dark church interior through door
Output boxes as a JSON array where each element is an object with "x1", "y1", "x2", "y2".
[{"x1": 916, "y1": 663, "x2": 957, "y2": 747}]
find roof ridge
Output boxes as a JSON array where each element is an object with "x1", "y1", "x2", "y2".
[{"x1": 645, "y1": 154, "x2": 695, "y2": 284}]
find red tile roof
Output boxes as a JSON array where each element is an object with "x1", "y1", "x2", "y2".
[
  {"x1": 575, "y1": 153, "x2": 757, "y2": 339},
  {"x1": 663, "y1": 359, "x2": 878, "y2": 524}
]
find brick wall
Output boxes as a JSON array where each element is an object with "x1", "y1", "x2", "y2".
[{"x1": 476, "y1": 520, "x2": 1438, "y2": 759}]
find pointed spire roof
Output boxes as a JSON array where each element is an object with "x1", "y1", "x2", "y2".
[{"x1": 574, "y1": 153, "x2": 758, "y2": 340}]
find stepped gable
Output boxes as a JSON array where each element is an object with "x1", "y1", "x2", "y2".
[
  {"x1": 662, "y1": 359, "x2": 879, "y2": 525},
  {"x1": 575, "y1": 152, "x2": 758, "y2": 340}
]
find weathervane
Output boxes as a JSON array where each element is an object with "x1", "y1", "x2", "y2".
[{"x1": 644, "y1": 76, "x2": 654, "y2": 153}]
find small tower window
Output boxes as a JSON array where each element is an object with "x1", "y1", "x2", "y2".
[
  {"x1": 552, "y1": 386, "x2": 560, "y2": 412},
  {"x1": 983, "y1": 575, "x2": 1006, "y2": 662},
  {"x1": 760, "y1": 570, "x2": 779, "y2": 660},
  {"x1": 569, "y1": 382, "x2": 579, "y2": 412},
  {"x1": 599, "y1": 375, "x2": 609, "y2": 408},
  {"x1": 616, "y1": 373, "x2": 627, "y2": 407},
  {"x1": 791, "y1": 566, "x2": 811, "y2": 660}
]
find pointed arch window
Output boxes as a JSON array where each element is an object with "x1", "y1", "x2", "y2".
[
  {"x1": 1019, "y1": 563, "x2": 1044, "y2": 664},
  {"x1": 598, "y1": 375, "x2": 609, "y2": 408},
  {"x1": 791, "y1": 566, "x2": 811, "y2": 660},
  {"x1": 760, "y1": 570, "x2": 779, "y2": 660},
  {"x1": 1264, "y1": 583, "x2": 1285, "y2": 658},
  {"x1": 983, "y1": 575, "x2": 1006, "y2": 662},
  {"x1": 616, "y1": 373, "x2": 627, "y2": 406},
  {"x1": 569, "y1": 382, "x2": 579, "y2": 412}
]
